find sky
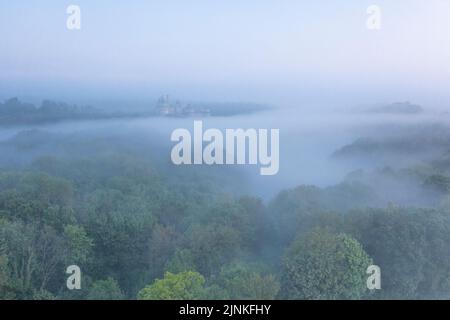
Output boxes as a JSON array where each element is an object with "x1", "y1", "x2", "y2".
[{"x1": 0, "y1": 0, "x2": 449, "y2": 107}]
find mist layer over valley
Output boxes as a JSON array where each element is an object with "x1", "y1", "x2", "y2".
[
  {"x1": 1, "y1": 96, "x2": 450, "y2": 299},
  {"x1": 1, "y1": 100, "x2": 449, "y2": 201},
  {"x1": 2, "y1": 0, "x2": 450, "y2": 301}
]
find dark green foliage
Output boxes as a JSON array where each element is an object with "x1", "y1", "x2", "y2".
[
  {"x1": 282, "y1": 230, "x2": 372, "y2": 300},
  {"x1": 1, "y1": 128, "x2": 450, "y2": 300},
  {"x1": 212, "y1": 263, "x2": 280, "y2": 299},
  {"x1": 87, "y1": 277, "x2": 125, "y2": 300},
  {"x1": 343, "y1": 207, "x2": 450, "y2": 299}
]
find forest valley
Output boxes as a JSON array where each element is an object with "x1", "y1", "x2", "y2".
[{"x1": 1, "y1": 121, "x2": 450, "y2": 300}]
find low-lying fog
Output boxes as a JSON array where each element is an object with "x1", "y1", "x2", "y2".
[{"x1": 1, "y1": 105, "x2": 449, "y2": 200}]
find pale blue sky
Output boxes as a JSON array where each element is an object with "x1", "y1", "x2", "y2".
[{"x1": 0, "y1": 1, "x2": 449, "y2": 106}]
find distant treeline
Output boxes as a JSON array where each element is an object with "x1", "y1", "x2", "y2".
[
  {"x1": 0, "y1": 98, "x2": 270, "y2": 126},
  {"x1": 196, "y1": 102, "x2": 270, "y2": 117},
  {"x1": 0, "y1": 98, "x2": 148, "y2": 125}
]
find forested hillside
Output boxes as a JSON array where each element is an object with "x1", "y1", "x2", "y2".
[{"x1": 1, "y1": 126, "x2": 450, "y2": 300}]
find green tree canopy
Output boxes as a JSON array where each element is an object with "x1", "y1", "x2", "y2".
[
  {"x1": 215, "y1": 263, "x2": 280, "y2": 300},
  {"x1": 138, "y1": 271, "x2": 206, "y2": 300},
  {"x1": 282, "y1": 229, "x2": 372, "y2": 300},
  {"x1": 87, "y1": 277, "x2": 125, "y2": 300}
]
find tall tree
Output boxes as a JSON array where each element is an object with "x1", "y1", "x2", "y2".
[
  {"x1": 282, "y1": 229, "x2": 372, "y2": 300},
  {"x1": 138, "y1": 271, "x2": 206, "y2": 300}
]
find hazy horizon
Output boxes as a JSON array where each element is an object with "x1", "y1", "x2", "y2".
[{"x1": 1, "y1": 0, "x2": 449, "y2": 108}]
